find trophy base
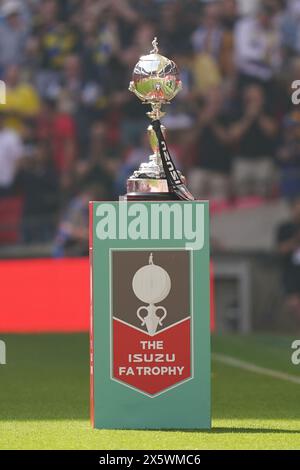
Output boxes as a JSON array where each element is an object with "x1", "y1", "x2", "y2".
[
  {"x1": 125, "y1": 191, "x2": 180, "y2": 201},
  {"x1": 127, "y1": 177, "x2": 168, "y2": 194},
  {"x1": 126, "y1": 177, "x2": 180, "y2": 201}
]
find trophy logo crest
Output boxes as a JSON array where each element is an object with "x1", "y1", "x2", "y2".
[
  {"x1": 111, "y1": 249, "x2": 192, "y2": 396},
  {"x1": 132, "y1": 253, "x2": 171, "y2": 336}
]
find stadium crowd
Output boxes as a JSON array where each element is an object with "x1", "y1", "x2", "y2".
[{"x1": 0, "y1": 0, "x2": 300, "y2": 254}]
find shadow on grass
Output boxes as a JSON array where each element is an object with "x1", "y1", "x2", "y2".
[
  {"x1": 95, "y1": 427, "x2": 300, "y2": 434},
  {"x1": 179, "y1": 427, "x2": 300, "y2": 434}
]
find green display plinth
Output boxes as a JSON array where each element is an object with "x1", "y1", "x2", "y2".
[{"x1": 90, "y1": 201, "x2": 211, "y2": 429}]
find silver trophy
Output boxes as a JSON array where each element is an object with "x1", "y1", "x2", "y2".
[{"x1": 126, "y1": 38, "x2": 185, "y2": 198}]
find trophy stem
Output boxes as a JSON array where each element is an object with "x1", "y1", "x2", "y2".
[
  {"x1": 147, "y1": 102, "x2": 166, "y2": 121},
  {"x1": 147, "y1": 123, "x2": 165, "y2": 171}
]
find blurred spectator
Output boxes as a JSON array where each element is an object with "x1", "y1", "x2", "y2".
[
  {"x1": 0, "y1": 111, "x2": 23, "y2": 196},
  {"x1": 53, "y1": 184, "x2": 99, "y2": 257},
  {"x1": 158, "y1": 0, "x2": 194, "y2": 56},
  {"x1": 115, "y1": 134, "x2": 150, "y2": 197},
  {"x1": 4, "y1": 63, "x2": 40, "y2": 136},
  {"x1": 78, "y1": 6, "x2": 120, "y2": 82},
  {"x1": 237, "y1": 0, "x2": 260, "y2": 16},
  {"x1": 188, "y1": 87, "x2": 233, "y2": 201},
  {"x1": 57, "y1": 54, "x2": 104, "y2": 154},
  {"x1": 36, "y1": 97, "x2": 76, "y2": 188},
  {"x1": 277, "y1": 110, "x2": 300, "y2": 199},
  {"x1": 234, "y1": 0, "x2": 282, "y2": 87},
  {"x1": 192, "y1": 1, "x2": 223, "y2": 59},
  {"x1": 221, "y1": 0, "x2": 239, "y2": 30},
  {"x1": 34, "y1": 0, "x2": 78, "y2": 72},
  {"x1": 38, "y1": 44, "x2": 105, "y2": 155},
  {"x1": 277, "y1": 196, "x2": 300, "y2": 320},
  {"x1": 230, "y1": 84, "x2": 278, "y2": 197},
  {"x1": 0, "y1": 0, "x2": 28, "y2": 73},
  {"x1": 191, "y1": 1, "x2": 223, "y2": 94},
  {"x1": 280, "y1": 0, "x2": 300, "y2": 57},
  {"x1": 14, "y1": 141, "x2": 59, "y2": 243},
  {"x1": 75, "y1": 121, "x2": 120, "y2": 200},
  {"x1": 219, "y1": 0, "x2": 239, "y2": 77},
  {"x1": 33, "y1": 0, "x2": 79, "y2": 96},
  {"x1": 44, "y1": 54, "x2": 103, "y2": 112}
]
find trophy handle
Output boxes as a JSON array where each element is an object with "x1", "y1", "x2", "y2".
[
  {"x1": 128, "y1": 81, "x2": 147, "y2": 102},
  {"x1": 155, "y1": 306, "x2": 167, "y2": 326},
  {"x1": 137, "y1": 306, "x2": 149, "y2": 326}
]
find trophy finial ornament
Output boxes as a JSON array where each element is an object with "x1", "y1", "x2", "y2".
[{"x1": 150, "y1": 37, "x2": 159, "y2": 54}]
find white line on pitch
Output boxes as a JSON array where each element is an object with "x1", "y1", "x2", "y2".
[{"x1": 213, "y1": 353, "x2": 300, "y2": 385}]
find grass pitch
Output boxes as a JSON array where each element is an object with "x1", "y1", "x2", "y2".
[{"x1": 0, "y1": 333, "x2": 300, "y2": 450}]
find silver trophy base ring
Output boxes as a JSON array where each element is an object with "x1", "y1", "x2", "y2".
[
  {"x1": 127, "y1": 177, "x2": 169, "y2": 194},
  {"x1": 126, "y1": 177, "x2": 179, "y2": 200}
]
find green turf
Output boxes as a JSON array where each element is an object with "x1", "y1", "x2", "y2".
[{"x1": 0, "y1": 333, "x2": 300, "y2": 449}]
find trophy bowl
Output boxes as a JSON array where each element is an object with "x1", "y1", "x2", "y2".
[{"x1": 129, "y1": 52, "x2": 182, "y2": 105}]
